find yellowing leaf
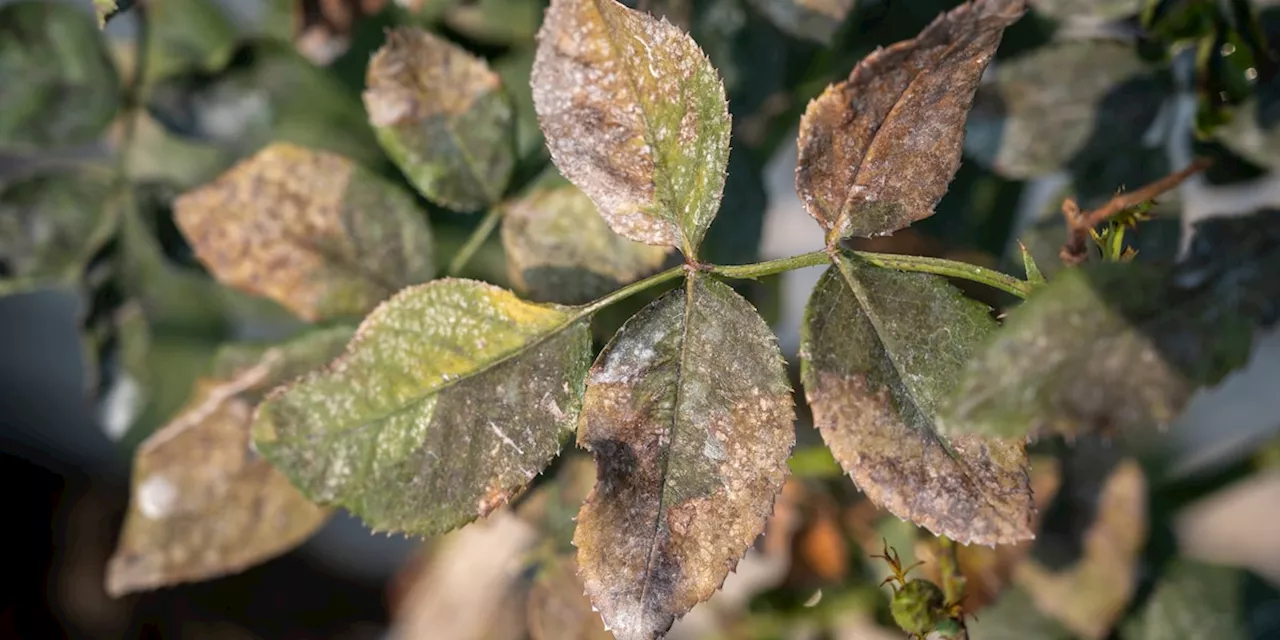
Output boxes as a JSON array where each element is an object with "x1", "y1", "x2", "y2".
[
  {"x1": 364, "y1": 28, "x2": 515, "y2": 211},
  {"x1": 532, "y1": 0, "x2": 732, "y2": 256},
  {"x1": 799, "y1": 254, "x2": 1034, "y2": 545},
  {"x1": 574, "y1": 274, "x2": 794, "y2": 640},
  {"x1": 795, "y1": 0, "x2": 1024, "y2": 241},
  {"x1": 173, "y1": 143, "x2": 436, "y2": 322},
  {"x1": 252, "y1": 279, "x2": 593, "y2": 536},
  {"x1": 105, "y1": 328, "x2": 353, "y2": 596},
  {"x1": 502, "y1": 183, "x2": 672, "y2": 305}
]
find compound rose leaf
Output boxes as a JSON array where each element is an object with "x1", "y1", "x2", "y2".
[
  {"x1": 252, "y1": 279, "x2": 593, "y2": 536},
  {"x1": 799, "y1": 253, "x2": 1033, "y2": 545},
  {"x1": 532, "y1": 0, "x2": 731, "y2": 257},
  {"x1": 795, "y1": 0, "x2": 1024, "y2": 241},
  {"x1": 106, "y1": 328, "x2": 352, "y2": 596},
  {"x1": 575, "y1": 274, "x2": 794, "y2": 640},
  {"x1": 364, "y1": 28, "x2": 515, "y2": 211},
  {"x1": 174, "y1": 143, "x2": 436, "y2": 322}
]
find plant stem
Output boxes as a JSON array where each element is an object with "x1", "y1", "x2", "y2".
[
  {"x1": 447, "y1": 206, "x2": 504, "y2": 276},
  {"x1": 580, "y1": 265, "x2": 685, "y2": 316},
  {"x1": 853, "y1": 251, "x2": 1033, "y2": 299},
  {"x1": 711, "y1": 250, "x2": 829, "y2": 279}
]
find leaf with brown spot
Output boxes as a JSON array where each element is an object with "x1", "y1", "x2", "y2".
[
  {"x1": 527, "y1": 555, "x2": 613, "y2": 640},
  {"x1": 794, "y1": 0, "x2": 1025, "y2": 241},
  {"x1": 502, "y1": 182, "x2": 672, "y2": 305},
  {"x1": 574, "y1": 274, "x2": 794, "y2": 640},
  {"x1": 364, "y1": 28, "x2": 515, "y2": 211},
  {"x1": 252, "y1": 279, "x2": 593, "y2": 536},
  {"x1": 799, "y1": 253, "x2": 1034, "y2": 545},
  {"x1": 173, "y1": 143, "x2": 436, "y2": 322},
  {"x1": 105, "y1": 328, "x2": 352, "y2": 596},
  {"x1": 532, "y1": 0, "x2": 732, "y2": 256}
]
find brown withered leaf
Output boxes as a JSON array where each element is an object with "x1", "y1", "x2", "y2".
[
  {"x1": 527, "y1": 555, "x2": 613, "y2": 640},
  {"x1": 795, "y1": 0, "x2": 1025, "y2": 241},
  {"x1": 173, "y1": 143, "x2": 435, "y2": 322},
  {"x1": 105, "y1": 328, "x2": 353, "y2": 596},
  {"x1": 532, "y1": 0, "x2": 732, "y2": 256},
  {"x1": 1016, "y1": 458, "x2": 1148, "y2": 639},
  {"x1": 364, "y1": 28, "x2": 515, "y2": 210},
  {"x1": 574, "y1": 274, "x2": 794, "y2": 640},
  {"x1": 502, "y1": 182, "x2": 672, "y2": 305},
  {"x1": 799, "y1": 254, "x2": 1034, "y2": 545}
]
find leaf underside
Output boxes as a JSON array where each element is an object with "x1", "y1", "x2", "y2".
[
  {"x1": 800, "y1": 254, "x2": 1033, "y2": 545},
  {"x1": 252, "y1": 279, "x2": 593, "y2": 536},
  {"x1": 574, "y1": 274, "x2": 794, "y2": 640},
  {"x1": 795, "y1": 0, "x2": 1024, "y2": 240},
  {"x1": 532, "y1": 0, "x2": 732, "y2": 255}
]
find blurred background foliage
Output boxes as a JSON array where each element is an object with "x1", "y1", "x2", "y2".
[{"x1": 3, "y1": 0, "x2": 1280, "y2": 638}]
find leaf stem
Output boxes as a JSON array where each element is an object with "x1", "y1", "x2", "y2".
[
  {"x1": 852, "y1": 251, "x2": 1032, "y2": 299},
  {"x1": 711, "y1": 250, "x2": 829, "y2": 279},
  {"x1": 579, "y1": 264, "x2": 685, "y2": 316},
  {"x1": 447, "y1": 205, "x2": 504, "y2": 276}
]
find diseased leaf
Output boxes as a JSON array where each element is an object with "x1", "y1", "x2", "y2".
[
  {"x1": 0, "y1": 1, "x2": 121, "y2": 150},
  {"x1": 527, "y1": 555, "x2": 613, "y2": 640},
  {"x1": 747, "y1": 0, "x2": 854, "y2": 45},
  {"x1": 173, "y1": 143, "x2": 435, "y2": 322},
  {"x1": 1015, "y1": 458, "x2": 1147, "y2": 639},
  {"x1": 105, "y1": 328, "x2": 352, "y2": 596},
  {"x1": 532, "y1": 0, "x2": 732, "y2": 256},
  {"x1": 944, "y1": 211, "x2": 1280, "y2": 440},
  {"x1": 364, "y1": 28, "x2": 515, "y2": 211},
  {"x1": 501, "y1": 183, "x2": 672, "y2": 305},
  {"x1": 574, "y1": 274, "x2": 794, "y2": 640},
  {"x1": 1120, "y1": 560, "x2": 1280, "y2": 640},
  {"x1": 799, "y1": 254, "x2": 1034, "y2": 545},
  {"x1": 795, "y1": 0, "x2": 1024, "y2": 241},
  {"x1": 252, "y1": 279, "x2": 593, "y2": 535},
  {"x1": 0, "y1": 171, "x2": 116, "y2": 294}
]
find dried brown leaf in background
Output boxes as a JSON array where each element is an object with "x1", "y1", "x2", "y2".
[
  {"x1": 174, "y1": 143, "x2": 435, "y2": 322},
  {"x1": 795, "y1": 0, "x2": 1025, "y2": 241}
]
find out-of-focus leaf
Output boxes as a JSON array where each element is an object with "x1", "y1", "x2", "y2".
[
  {"x1": 0, "y1": 2, "x2": 121, "y2": 150},
  {"x1": 173, "y1": 143, "x2": 435, "y2": 322},
  {"x1": 493, "y1": 48, "x2": 546, "y2": 167},
  {"x1": 501, "y1": 183, "x2": 671, "y2": 305},
  {"x1": 968, "y1": 586, "x2": 1075, "y2": 640},
  {"x1": 799, "y1": 254, "x2": 1034, "y2": 545},
  {"x1": 527, "y1": 555, "x2": 612, "y2": 640},
  {"x1": 444, "y1": 0, "x2": 544, "y2": 45},
  {"x1": 1217, "y1": 69, "x2": 1280, "y2": 170},
  {"x1": 795, "y1": 0, "x2": 1024, "y2": 241},
  {"x1": 0, "y1": 170, "x2": 116, "y2": 295},
  {"x1": 944, "y1": 211, "x2": 1280, "y2": 440},
  {"x1": 1015, "y1": 459, "x2": 1147, "y2": 639},
  {"x1": 574, "y1": 275, "x2": 794, "y2": 640},
  {"x1": 105, "y1": 328, "x2": 350, "y2": 596},
  {"x1": 293, "y1": 0, "x2": 389, "y2": 65},
  {"x1": 363, "y1": 28, "x2": 513, "y2": 211},
  {"x1": 113, "y1": 112, "x2": 232, "y2": 190},
  {"x1": 514, "y1": 453, "x2": 596, "y2": 550},
  {"x1": 532, "y1": 0, "x2": 732, "y2": 256},
  {"x1": 144, "y1": 0, "x2": 237, "y2": 81},
  {"x1": 253, "y1": 279, "x2": 593, "y2": 535},
  {"x1": 93, "y1": 0, "x2": 119, "y2": 27},
  {"x1": 1028, "y1": 0, "x2": 1138, "y2": 22},
  {"x1": 746, "y1": 0, "x2": 853, "y2": 45},
  {"x1": 1120, "y1": 560, "x2": 1280, "y2": 640}
]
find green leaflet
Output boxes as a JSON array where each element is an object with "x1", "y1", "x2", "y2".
[
  {"x1": 532, "y1": 0, "x2": 732, "y2": 257},
  {"x1": 574, "y1": 274, "x2": 794, "y2": 640},
  {"x1": 364, "y1": 28, "x2": 515, "y2": 211},
  {"x1": 143, "y1": 0, "x2": 237, "y2": 82},
  {"x1": 253, "y1": 279, "x2": 593, "y2": 535},
  {"x1": 0, "y1": 2, "x2": 121, "y2": 150},
  {"x1": 1120, "y1": 560, "x2": 1280, "y2": 640},
  {"x1": 106, "y1": 328, "x2": 351, "y2": 596},
  {"x1": 944, "y1": 211, "x2": 1280, "y2": 440},
  {"x1": 799, "y1": 254, "x2": 1034, "y2": 545},
  {"x1": 0, "y1": 170, "x2": 117, "y2": 296},
  {"x1": 968, "y1": 587, "x2": 1076, "y2": 640},
  {"x1": 173, "y1": 143, "x2": 436, "y2": 323},
  {"x1": 501, "y1": 183, "x2": 672, "y2": 305}
]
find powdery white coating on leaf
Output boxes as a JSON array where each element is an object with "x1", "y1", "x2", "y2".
[
  {"x1": 173, "y1": 143, "x2": 435, "y2": 322},
  {"x1": 799, "y1": 256, "x2": 1034, "y2": 545},
  {"x1": 251, "y1": 279, "x2": 593, "y2": 536},
  {"x1": 574, "y1": 275, "x2": 795, "y2": 640},
  {"x1": 532, "y1": 0, "x2": 732, "y2": 256},
  {"x1": 795, "y1": 0, "x2": 1024, "y2": 240},
  {"x1": 364, "y1": 28, "x2": 515, "y2": 210}
]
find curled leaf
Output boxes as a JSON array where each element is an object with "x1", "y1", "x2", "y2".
[
  {"x1": 252, "y1": 279, "x2": 593, "y2": 535},
  {"x1": 105, "y1": 328, "x2": 352, "y2": 596},
  {"x1": 364, "y1": 28, "x2": 515, "y2": 210},
  {"x1": 174, "y1": 143, "x2": 435, "y2": 322},
  {"x1": 574, "y1": 274, "x2": 794, "y2": 640},
  {"x1": 799, "y1": 254, "x2": 1034, "y2": 545},
  {"x1": 501, "y1": 183, "x2": 672, "y2": 305},
  {"x1": 795, "y1": 0, "x2": 1024, "y2": 241},
  {"x1": 532, "y1": 0, "x2": 732, "y2": 256}
]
